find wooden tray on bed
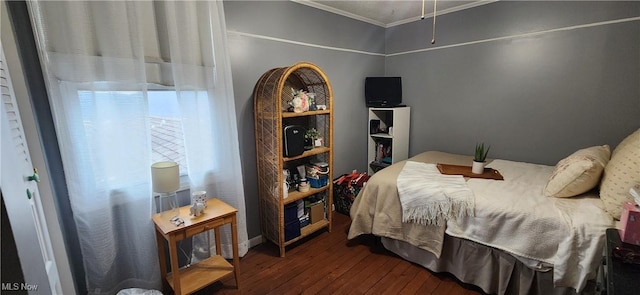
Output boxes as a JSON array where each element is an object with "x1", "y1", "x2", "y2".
[{"x1": 436, "y1": 163, "x2": 504, "y2": 180}]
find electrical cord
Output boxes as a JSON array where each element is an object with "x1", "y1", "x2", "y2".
[{"x1": 177, "y1": 240, "x2": 192, "y2": 268}]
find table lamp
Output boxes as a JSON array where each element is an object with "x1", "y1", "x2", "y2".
[{"x1": 151, "y1": 161, "x2": 180, "y2": 219}]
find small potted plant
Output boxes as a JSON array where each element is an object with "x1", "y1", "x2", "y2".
[
  {"x1": 304, "y1": 128, "x2": 320, "y2": 150},
  {"x1": 472, "y1": 142, "x2": 490, "y2": 174}
]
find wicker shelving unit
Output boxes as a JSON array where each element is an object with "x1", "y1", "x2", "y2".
[{"x1": 253, "y1": 62, "x2": 333, "y2": 257}]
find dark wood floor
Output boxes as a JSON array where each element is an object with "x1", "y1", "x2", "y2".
[{"x1": 197, "y1": 212, "x2": 485, "y2": 295}]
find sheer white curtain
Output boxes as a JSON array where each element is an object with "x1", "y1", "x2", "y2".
[{"x1": 28, "y1": 1, "x2": 248, "y2": 294}]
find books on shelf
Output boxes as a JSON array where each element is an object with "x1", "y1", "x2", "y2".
[{"x1": 374, "y1": 141, "x2": 392, "y2": 163}]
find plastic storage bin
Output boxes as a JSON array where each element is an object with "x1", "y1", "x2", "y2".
[
  {"x1": 284, "y1": 203, "x2": 298, "y2": 222},
  {"x1": 284, "y1": 219, "x2": 301, "y2": 241},
  {"x1": 308, "y1": 175, "x2": 328, "y2": 188}
]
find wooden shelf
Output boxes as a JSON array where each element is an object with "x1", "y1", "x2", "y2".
[
  {"x1": 283, "y1": 146, "x2": 330, "y2": 162},
  {"x1": 254, "y1": 62, "x2": 333, "y2": 257},
  {"x1": 166, "y1": 255, "x2": 234, "y2": 294},
  {"x1": 284, "y1": 185, "x2": 329, "y2": 205},
  {"x1": 284, "y1": 219, "x2": 330, "y2": 246},
  {"x1": 282, "y1": 109, "x2": 330, "y2": 118}
]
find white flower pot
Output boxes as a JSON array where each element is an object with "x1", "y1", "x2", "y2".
[{"x1": 472, "y1": 161, "x2": 485, "y2": 174}]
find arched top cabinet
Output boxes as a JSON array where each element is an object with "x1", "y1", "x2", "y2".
[{"x1": 253, "y1": 62, "x2": 334, "y2": 257}]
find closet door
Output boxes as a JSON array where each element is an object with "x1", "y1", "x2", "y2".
[{"x1": 1, "y1": 44, "x2": 61, "y2": 294}]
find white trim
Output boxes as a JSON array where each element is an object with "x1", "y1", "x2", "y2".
[
  {"x1": 294, "y1": 0, "x2": 497, "y2": 28},
  {"x1": 387, "y1": 16, "x2": 640, "y2": 57},
  {"x1": 248, "y1": 235, "x2": 264, "y2": 248},
  {"x1": 292, "y1": 0, "x2": 387, "y2": 27},
  {"x1": 226, "y1": 30, "x2": 386, "y2": 56},
  {"x1": 228, "y1": 16, "x2": 640, "y2": 58}
]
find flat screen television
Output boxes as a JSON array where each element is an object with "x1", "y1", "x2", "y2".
[{"x1": 365, "y1": 77, "x2": 402, "y2": 107}]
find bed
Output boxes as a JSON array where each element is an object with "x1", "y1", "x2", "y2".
[{"x1": 347, "y1": 148, "x2": 628, "y2": 295}]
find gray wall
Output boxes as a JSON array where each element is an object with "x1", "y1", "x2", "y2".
[
  {"x1": 386, "y1": 1, "x2": 640, "y2": 165},
  {"x1": 225, "y1": 1, "x2": 640, "y2": 240},
  {"x1": 223, "y1": 1, "x2": 385, "y2": 238}
]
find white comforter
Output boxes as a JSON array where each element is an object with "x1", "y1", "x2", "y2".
[
  {"x1": 348, "y1": 151, "x2": 613, "y2": 292},
  {"x1": 446, "y1": 159, "x2": 613, "y2": 291}
]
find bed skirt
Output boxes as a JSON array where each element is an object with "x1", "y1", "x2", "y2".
[{"x1": 381, "y1": 235, "x2": 599, "y2": 295}]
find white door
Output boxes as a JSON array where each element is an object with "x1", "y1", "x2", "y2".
[{"x1": 1, "y1": 44, "x2": 61, "y2": 294}]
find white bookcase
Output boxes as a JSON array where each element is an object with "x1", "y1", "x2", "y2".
[{"x1": 367, "y1": 107, "x2": 410, "y2": 174}]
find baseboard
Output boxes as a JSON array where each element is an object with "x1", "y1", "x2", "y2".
[{"x1": 248, "y1": 235, "x2": 263, "y2": 248}]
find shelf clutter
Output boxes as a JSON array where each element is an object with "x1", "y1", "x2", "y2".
[
  {"x1": 254, "y1": 62, "x2": 334, "y2": 257},
  {"x1": 367, "y1": 107, "x2": 410, "y2": 174},
  {"x1": 374, "y1": 140, "x2": 392, "y2": 164},
  {"x1": 369, "y1": 161, "x2": 390, "y2": 173}
]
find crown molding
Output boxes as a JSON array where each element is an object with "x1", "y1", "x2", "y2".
[
  {"x1": 293, "y1": 0, "x2": 499, "y2": 28},
  {"x1": 292, "y1": 0, "x2": 387, "y2": 27},
  {"x1": 387, "y1": 0, "x2": 499, "y2": 28}
]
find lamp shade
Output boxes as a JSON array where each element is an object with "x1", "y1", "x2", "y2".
[{"x1": 151, "y1": 161, "x2": 179, "y2": 193}]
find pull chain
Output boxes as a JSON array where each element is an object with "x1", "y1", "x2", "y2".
[
  {"x1": 422, "y1": 0, "x2": 438, "y2": 44},
  {"x1": 431, "y1": 0, "x2": 438, "y2": 44}
]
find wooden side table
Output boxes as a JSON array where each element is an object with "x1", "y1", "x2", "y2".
[{"x1": 153, "y1": 198, "x2": 240, "y2": 295}]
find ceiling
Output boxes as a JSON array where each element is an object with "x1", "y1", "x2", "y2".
[{"x1": 297, "y1": 0, "x2": 496, "y2": 27}]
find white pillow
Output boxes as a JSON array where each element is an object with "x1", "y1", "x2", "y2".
[
  {"x1": 600, "y1": 128, "x2": 640, "y2": 219},
  {"x1": 544, "y1": 145, "x2": 611, "y2": 198}
]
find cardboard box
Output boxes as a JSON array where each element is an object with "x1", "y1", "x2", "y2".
[
  {"x1": 310, "y1": 202, "x2": 324, "y2": 224},
  {"x1": 620, "y1": 202, "x2": 640, "y2": 246}
]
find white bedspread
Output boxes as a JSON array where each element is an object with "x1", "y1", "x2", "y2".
[
  {"x1": 348, "y1": 151, "x2": 614, "y2": 292},
  {"x1": 445, "y1": 159, "x2": 613, "y2": 291}
]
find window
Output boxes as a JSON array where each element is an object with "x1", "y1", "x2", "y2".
[
  {"x1": 148, "y1": 91, "x2": 188, "y2": 175},
  {"x1": 78, "y1": 90, "x2": 189, "y2": 176}
]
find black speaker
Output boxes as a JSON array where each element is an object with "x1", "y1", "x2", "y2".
[{"x1": 283, "y1": 125, "x2": 305, "y2": 157}]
